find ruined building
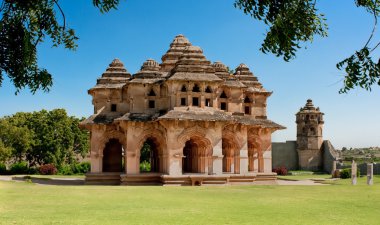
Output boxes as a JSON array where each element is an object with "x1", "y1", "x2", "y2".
[
  {"x1": 272, "y1": 99, "x2": 338, "y2": 173},
  {"x1": 80, "y1": 35, "x2": 284, "y2": 185}
]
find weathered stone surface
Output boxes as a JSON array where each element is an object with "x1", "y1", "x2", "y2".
[
  {"x1": 367, "y1": 163, "x2": 373, "y2": 185},
  {"x1": 296, "y1": 99, "x2": 325, "y2": 171},
  {"x1": 80, "y1": 34, "x2": 284, "y2": 185},
  {"x1": 352, "y1": 160, "x2": 357, "y2": 185}
]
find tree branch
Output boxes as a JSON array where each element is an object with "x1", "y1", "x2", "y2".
[{"x1": 53, "y1": 0, "x2": 66, "y2": 30}]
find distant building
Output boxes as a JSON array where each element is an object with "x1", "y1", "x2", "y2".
[
  {"x1": 272, "y1": 100, "x2": 338, "y2": 173},
  {"x1": 80, "y1": 34, "x2": 285, "y2": 185}
]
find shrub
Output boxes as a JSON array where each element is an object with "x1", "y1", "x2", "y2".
[
  {"x1": 38, "y1": 164, "x2": 57, "y2": 175},
  {"x1": 58, "y1": 164, "x2": 74, "y2": 175},
  {"x1": 340, "y1": 168, "x2": 350, "y2": 179},
  {"x1": 273, "y1": 166, "x2": 288, "y2": 176},
  {"x1": 339, "y1": 168, "x2": 360, "y2": 179},
  {"x1": 72, "y1": 162, "x2": 91, "y2": 174},
  {"x1": 28, "y1": 167, "x2": 38, "y2": 175},
  {"x1": 10, "y1": 162, "x2": 29, "y2": 174},
  {"x1": 0, "y1": 163, "x2": 7, "y2": 175}
]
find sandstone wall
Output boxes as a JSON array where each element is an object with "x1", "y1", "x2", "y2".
[{"x1": 272, "y1": 141, "x2": 298, "y2": 170}]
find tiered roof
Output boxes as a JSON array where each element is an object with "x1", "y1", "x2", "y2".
[
  {"x1": 160, "y1": 34, "x2": 191, "y2": 72},
  {"x1": 168, "y1": 46, "x2": 221, "y2": 82},
  {"x1": 90, "y1": 59, "x2": 131, "y2": 90},
  {"x1": 233, "y1": 64, "x2": 267, "y2": 93}
]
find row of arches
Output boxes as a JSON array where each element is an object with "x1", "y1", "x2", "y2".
[{"x1": 101, "y1": 136, "x2": 264, "y2": 174}]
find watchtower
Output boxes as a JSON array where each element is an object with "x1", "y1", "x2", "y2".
[{"x1": 296, "y1": 99, "x2": 324, "y2": 171}]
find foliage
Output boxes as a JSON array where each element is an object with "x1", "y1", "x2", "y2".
[
  {"x1": 0, "y1": 139, "x2": 12, "y2": 163},
  {"x1": 234, "y1": 0, "x2": 328, "y2": 61},
  {"x1": 9, "y1": 161, "x2": 29, "y2": 174},
  {"x1": 0, "y1": 0, "x2": 121, "y2": 93},
  {"x1": 140, "y1": 161, "x2": 151, "y2": 172},
  {"x1": 234, "y1": 0, "x2": 380, "y2": 93},
  {"x1": 0, "y1": 162, "x2": 7, "y2": 174},
  {"x1": 337, "y1": 47, "x2": 380, "y2": 93},
  {"x1": 71, "y1": 162, "x2": 91, "y2": 174},
  {"x1": 339, "y1": 168, "x2": 361, "y2": 179},
  {"x1": 58, "y1": 164, "x2": 74, "y2": 175},
  {"x1": 272, "y1": 166, "x2": 288, "y2": 175},
  {"x1": 340, "y1": 168, "x2": 351, "y2": 179},
  {"x1": 38, "y1": 164, "x2": 57, "y2": 175},
  {"x1": 0, "y1": 109, "x2": 89, "y2": 168}
]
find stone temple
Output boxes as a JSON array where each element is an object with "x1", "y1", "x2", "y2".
[{"x1": 80, "y1": 34, "x2": 285, "y2": 185}]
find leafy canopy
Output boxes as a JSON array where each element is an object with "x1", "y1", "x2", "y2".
[
  {"x1": 0, "y1": 109, "x2": 89, "y2": 167},
  {"x1": 0, "y1": 0, "x2": 119, "y2": 94},
  {"x1": 0, "y1": 0, "x2": 379, "y2": 93},
  {"x1": 235, "y1": 0, "x2": 380, "y2": 93}
]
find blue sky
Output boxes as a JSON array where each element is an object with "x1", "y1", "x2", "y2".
[{"x1": 0, "y1": 0, "x2": 379, "y2": 148}]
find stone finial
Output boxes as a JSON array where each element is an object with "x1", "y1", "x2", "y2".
[
  {"x1": 298, "y1": 99, "x2": 318, "y2": 112},
  {"x1": 171, "y1": 34, "x2": 190, "y2": 46},
  {"x1": 141, "y1": 59, "x2": 160, "y2": 71},
  {"x1": 109, "y1": 58, "x2": 124, "y2": 68},
  {"x1": 234, "y1": 63, "x2": 254, "y2": 77}
]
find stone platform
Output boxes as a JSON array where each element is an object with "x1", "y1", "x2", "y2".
[{"x1": 85, "y1": 172, "x2": 277, "y2": 186}]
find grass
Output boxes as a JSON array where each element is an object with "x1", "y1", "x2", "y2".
[
  {"x1": 277, "y1": 174, "x2": 332, "y2": 181},
  {"x1": 1, "y1": 176, "x2": 380, "y2": 225}
]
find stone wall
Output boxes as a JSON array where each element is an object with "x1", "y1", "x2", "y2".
[
  {"x1": 322, "y1": 140, "x2": 339, "y2": 174},
  {"x1": 337, "y1": 163, "x2": 380, "y2": 175},
  {"x1": 272, "y1": 141, "x2": 298, "y2": 170},
  {"x1": 272, "y1": 140, "x2": 339, "y2": 173}
]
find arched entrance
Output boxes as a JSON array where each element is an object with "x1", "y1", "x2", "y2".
[
  {"x1": 103, "y1": 139, "x2": 123, "y2": 172},
  {"x1": 182, "y1": 137, "x2": 211, "y2": 173},
  {"x1": 222, "y1": 138, "x2": 240, "y2": 174},
  {"x1": 140, "y1": 137, "x2": 161, "y2": 173},
  {"x1": 248, "y1": 137, "x2": 263, "y2": 173}
]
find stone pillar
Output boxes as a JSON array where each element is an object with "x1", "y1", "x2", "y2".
[
  {"x1": 351, "y1": 160, "x2": 357, "y2": 185},
  {"x1": 367, "y1": 163, "x2": 374, "y2": 185},
  {"x1": 212, "y1": 140, "x2": 223, "y2": 175},
  {"x1": 239, "y1": 143, "x2": 248, "y2": 175},
  {"x1": 168, "y1": 149, "x2": 182, "y2": 176},
  {"x1": 263, "y1": 150, "x2": 272, "y2": 173},
  {"x1": 331, "y1": 160, "x2": 337, "y2": 177},
  {"x1": 126, "y1": 151, "x2": 139, "y2": 174}
]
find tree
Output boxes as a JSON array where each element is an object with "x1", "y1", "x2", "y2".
[
  {"x1": 0, "y1": 0, "x2": 120, "y2": 94},
  {"x1": 1, "y1": 0, "x2": 379, "y2": 93},
  {"x1": 0, "y1": 109, "x2": 89, "y2": 167},
  {"x1": 234, "y1": 0, "x2": 380, "y2": 93}
]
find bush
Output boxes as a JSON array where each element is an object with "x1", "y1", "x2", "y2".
[
  {"x1": 72, "y1": 162, "x2": 90, "y2": 174},
  {"x1": 10, "y1": 162, "x2": 29, "y2": 174},
  {"x1": 38, "y1": 164, "x2": 57, "y2": 175},
  {"x1": 339, "y1": 168, "x2": 360, "y2": 179},
  {"x1": 0, "y1": 163, "x2": 7, "y2": 175},
  {"x1": 340, "y1": 168, "x2": 350, "y2": 179},
  {"x1": 58, "y1": 164, "x2": 74, "y2": 175},
  {"x1": 273, "y1": 166, "x2": 288, "y2": 176}
]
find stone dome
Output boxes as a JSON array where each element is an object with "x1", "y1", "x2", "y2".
[
  {"x1": 171, "y1": 34, "x2": 190, "y2": 46},
  {"x1": 141, "y1": 59, "x2": 160, "y2": 71}
]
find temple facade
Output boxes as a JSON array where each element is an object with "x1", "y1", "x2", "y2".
[{"x1": 80, "y1": 35, "x2": 284, "y2": 185}]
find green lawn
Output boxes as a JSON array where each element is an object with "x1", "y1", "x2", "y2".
[
  {"x1": 1, "y1": 177, "x2": 379, "y2": 225},
  {"x1": 278, "y1": 174, "x2": 332, "y2": 181}
]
